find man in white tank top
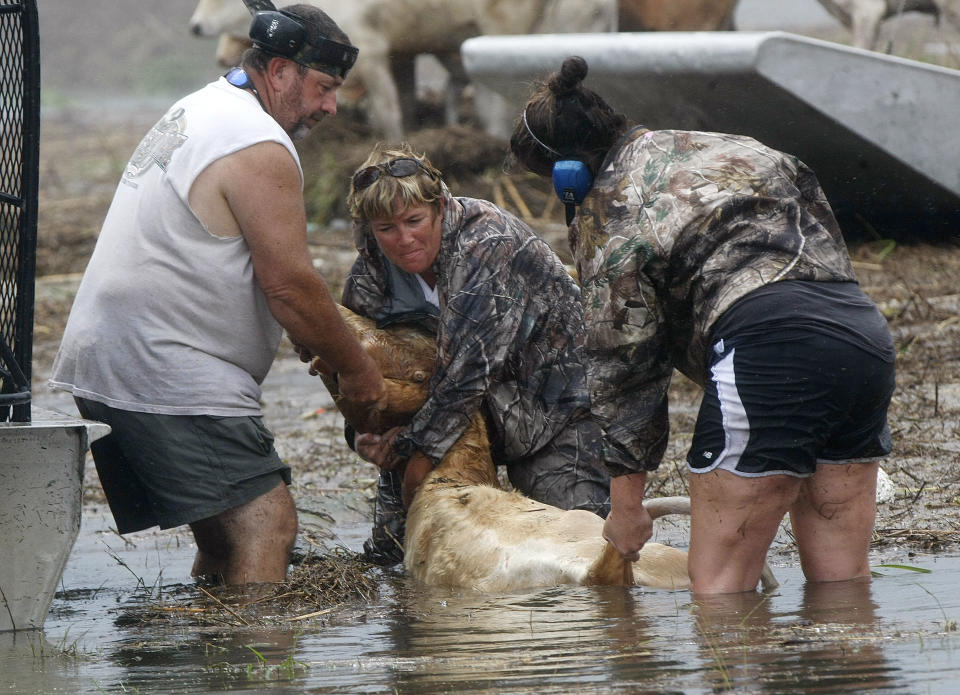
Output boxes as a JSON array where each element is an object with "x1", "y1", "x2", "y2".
[{"x1": 49, "y1": 3, "x2": 385, "y2": 586}]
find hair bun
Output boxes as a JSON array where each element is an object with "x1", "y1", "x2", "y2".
[{"x1": 548, "y1": 56, "x2": 588, "y2": 97}]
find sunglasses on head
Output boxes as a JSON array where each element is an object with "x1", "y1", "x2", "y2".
[{"x1": 352, "y1": 157, "x2": 438, "y2": 191}]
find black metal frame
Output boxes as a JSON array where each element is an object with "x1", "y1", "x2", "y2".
[{"x1": 0, "y1": 0, "x2": 39, "y2": 423}]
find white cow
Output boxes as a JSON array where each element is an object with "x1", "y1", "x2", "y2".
[
  {"x1": 188, "y1": 0, "x2": 617, "y2": 140},
  {"x1": 816, "y1": 0, "x2": 960, "y2": 50}
]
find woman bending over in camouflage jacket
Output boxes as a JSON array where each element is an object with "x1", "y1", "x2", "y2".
[
  {"x1": 510, "y1": 56, "x2": 895, "y2": 595},
  {"x1": 339, "y1": 143, "x2": 611, "y2": 566}
]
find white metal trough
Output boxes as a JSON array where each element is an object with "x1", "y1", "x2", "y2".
[
  {"x1": 462, "y1": 31, "x2": 960, "y2": 238},
  {"x1": 0, "y1": 409, "x2": 109, "y2": 631}
]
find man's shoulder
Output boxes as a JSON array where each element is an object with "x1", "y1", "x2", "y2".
[{"x1": 178, "y1": 79, "x2": 289, "y2": 143}]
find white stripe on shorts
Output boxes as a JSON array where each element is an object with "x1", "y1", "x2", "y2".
[{"x1": 708, "y1": 348, "x2": 750, "y2": 474}]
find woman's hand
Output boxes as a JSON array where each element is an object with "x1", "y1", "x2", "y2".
[
  {"x1": 353, "y1": 427, "x2": 401, "y2": 471},
  {"x1": 354, "y1": 431, "x2": 432, "y2": 507},
  {"x1": 401, "y1": 452, "x2": 434, "y2": 508},
  {"x1": 354, "y1": 426, "x2": 404, "y2": 470},
  {"x1": 602, "y1": 472, "x2": 652, "y2": 562}
]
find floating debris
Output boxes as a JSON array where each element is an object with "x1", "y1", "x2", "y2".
[{"x1": 114, "y1": 548, "x2": 381, "y2": 628}]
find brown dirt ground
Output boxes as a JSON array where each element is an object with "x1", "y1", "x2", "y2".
[{"x1": 33, "y1": 93, "x2": 960, "y2": 565}]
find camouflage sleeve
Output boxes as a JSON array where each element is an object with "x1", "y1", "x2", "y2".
[
  {"x1": 580, "y1": 234, "x2": 672, "y2": 476},
  {"x1": 343, "y1": 232, "x2": 515, "y2": 466},
  {"x1": 393, "y1": 234, "x2": 522, "y2": 465},
  {"x1": 340, "y1": 254, "x2": 388, "y2": 318}
]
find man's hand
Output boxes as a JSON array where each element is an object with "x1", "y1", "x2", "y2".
[
  {"x1": 293, "y1": 341, "x2": 313, "y2": 364},
  {"x1": 602, "y1": 472, "x2": 652, "y2": 562},
  {"x1": 336, "y1": 353, "x2": 387, "y2": 409},
  {"x1": 299, "y1": 350, "x2": 335, "y2": 377},
  {"x1": 295, "y1": 343, "x2": 333, "y2": 378}
]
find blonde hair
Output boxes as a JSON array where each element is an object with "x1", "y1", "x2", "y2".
[{"x1": 347, "y1": 143, "x2": 443, "y2": 221}]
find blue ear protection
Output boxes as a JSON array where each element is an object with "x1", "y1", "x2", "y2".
[
  {"x1": 552, "y1": 159, "x2": 594, "y2": 225},
  {"x1": 523, "y1": 107, "x2": 594, "y2": 224},
  {"x1": 225, "y1": 67, "x2": 253, "y2": 89},
  {"x1": 224, "y1": 67, "x2": 267, "y2": 110}
]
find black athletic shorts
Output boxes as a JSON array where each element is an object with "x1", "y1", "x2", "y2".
[
  {"x1": 76, "y1": 397, "x2": 291, "y2": 534},
  {"x1": 687, "y1": 282, "x2": 895, "y2": 478}
]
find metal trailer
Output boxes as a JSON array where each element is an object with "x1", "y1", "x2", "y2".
[
  {"x1": 462, "y1": 31, "x2": 960, "y2": 238},
  {"x1": 0, "y1": 0, "x2": 107, "y2": 632}
]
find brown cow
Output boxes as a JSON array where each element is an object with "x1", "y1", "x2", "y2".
[{"x1": 619, "y1": 0, "x2": 738, "y2": 31}]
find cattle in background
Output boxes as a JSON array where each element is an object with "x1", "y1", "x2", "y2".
[
  {"x1": 189, "y1": 0, "x2": 746, "y2": 139},
  {"x1": 188, "y1": 0, "x2": 617, "y2": 140},
  {"x1": 816, "y1": 0, "x2": 960, "y2": 50}
]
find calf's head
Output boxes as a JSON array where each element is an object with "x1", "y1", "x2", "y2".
[{"x1": 320, "y1": 305, "x2": 436, "y2": 434}]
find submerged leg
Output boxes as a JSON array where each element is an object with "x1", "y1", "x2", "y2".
[
  {"x1": 790, "y1": 461, "x2": 878, "y2": 582},
  {"x1": 190, "y1": 478, "x2": 297, "y2": 585},
  {"x1": 688, "y1": 469, "x2": 799, "y2": 594}
]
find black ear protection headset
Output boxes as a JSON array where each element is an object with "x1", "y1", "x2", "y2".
[
  {"x1": 522, "y1": 106, "x2": 594, "y2": 225},
  {"x1": 242, "y1": 0, "x2": 358, "y2": 79}
]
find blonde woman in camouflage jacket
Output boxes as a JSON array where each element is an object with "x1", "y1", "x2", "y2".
[
  {"x1": 341, "y1": 143, "x2": 610, "y2": 565},
  {"x1": 510, "y1": 57, "x2": 895, "y2": 594}
]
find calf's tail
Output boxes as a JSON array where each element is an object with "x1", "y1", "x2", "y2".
[
  {"x1": 585, "y1": 541, "x2": 634, "y2": 587},
  {"x1": 585, "y1": 496, "x2": 779, "y2": 591},
  {"x1": 583, "y1": 497, "x2": 689, "y2": 587}
]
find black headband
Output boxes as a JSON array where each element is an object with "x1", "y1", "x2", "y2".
[{"x1": 249, "y1": 10, "x2": 358, "y2": 79}]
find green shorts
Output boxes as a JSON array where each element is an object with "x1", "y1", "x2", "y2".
[{"x1": 76, "y1": 397, "x2": 291, "y2": 534}]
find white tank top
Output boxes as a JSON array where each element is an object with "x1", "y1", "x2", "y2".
[{"x1": 50, "y1": 77, "x2": 302, "y2": 415}]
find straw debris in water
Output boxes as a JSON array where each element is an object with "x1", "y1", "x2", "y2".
[{"x1": 116, "y1": 548, "x2": 381, "y2": 628}]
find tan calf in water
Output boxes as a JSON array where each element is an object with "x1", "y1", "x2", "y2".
[{"x1": 321, "y1": 305, "x2": 777, "y2": 593}]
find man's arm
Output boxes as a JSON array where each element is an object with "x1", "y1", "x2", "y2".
[{"x1": 189, "y1": 141, "x2": 384, "y2": 405}]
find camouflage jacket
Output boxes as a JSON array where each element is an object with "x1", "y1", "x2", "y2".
[
  {"x1": 573, "y1": 127, "x2": 856, "y2": 476},
  {"x1": 343, "y1": 189, "x2": 592, "y2": 466}
]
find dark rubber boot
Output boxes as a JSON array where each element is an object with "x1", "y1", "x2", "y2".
[{"x1": 362, "y1": 470, "x2": 406, "y2": 567}]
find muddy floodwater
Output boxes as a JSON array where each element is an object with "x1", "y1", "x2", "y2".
[
  {"x1": 2, "y1": 504, "x2": 959, "y2": 694},
  {"x1": 2, "y1": 360, "x2": 957, "y2": 695}
]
